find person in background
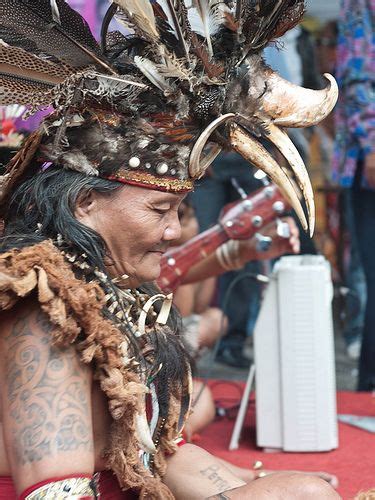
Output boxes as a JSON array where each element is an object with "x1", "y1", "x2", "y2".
[
  {"x1": 315, "y1": 20, "x2": 367, "y2": 361},
  {"x1": 190, "y1": 161, "x2": 263, "y2": 368},
  {"x1": 172, "y1": 201, "x2": 228, "y2": 358},
  {"x1": 333, "y1": 0, "x2": 375, "y2": 389},
  {"x1": 169, "y1": 200, "x2": 301, "y2": 362}
]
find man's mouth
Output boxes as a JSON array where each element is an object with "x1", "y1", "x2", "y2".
[{"x1": 149, "y1": 249, "x2": 167, "y2": 256}]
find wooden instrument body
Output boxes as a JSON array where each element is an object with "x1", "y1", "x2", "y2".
[{"x1": 158, "y1": 185, "x2": 290, "y2": 292}]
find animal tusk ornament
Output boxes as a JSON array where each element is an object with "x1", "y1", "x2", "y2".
[
  {"x1": 189, "y1": 113, "x2": 235, "y2": 178},
  {"x1": 265, "y1": 122, "x2": 315, "y2": 236},
  {"x1": 229, "y1": 123, "x2": 308, "y2": 232},
  {"x1": 136, "y1": 411, "x2": 157, "y2": 454},
  {"x1": 260, "y1": 72, "x2": 338, "y2": 128}
]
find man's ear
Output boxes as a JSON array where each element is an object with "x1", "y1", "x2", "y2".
[{"x1": 74, "y1": 190, "x2": 97, "y2": 222}]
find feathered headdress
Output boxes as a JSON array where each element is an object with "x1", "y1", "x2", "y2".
[{"x1": 0, "y1": 0, "x2": 338, "y2": 234}]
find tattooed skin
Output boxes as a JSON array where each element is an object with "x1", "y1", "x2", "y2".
[
  {"x1": 4, "y1": 310, "x2": 92, "y2": 465},
  {"x1": 200, "y1": 465, "x2": 232, "y2": 492},
  {"x1": 207, "y1": 494, "x2": 230, "y2": 499},
  {"x1": 200, "y1": 464, "x2": 243, "y2": 499}
]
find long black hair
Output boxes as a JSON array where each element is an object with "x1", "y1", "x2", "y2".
[
  {"x1": 1, "y1": 165, "x2": 188, "y2": 382},
  {"x1": 1, "y1": 166, "x2": 117, "y2": 261}
]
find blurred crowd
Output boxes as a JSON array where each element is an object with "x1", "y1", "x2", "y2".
[{"x1": 0, "y1": 0, "x2": 374, "y2": 403}]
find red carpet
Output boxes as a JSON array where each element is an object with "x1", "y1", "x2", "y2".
[{"x1": 196, "y1": 383, "x2": 375, "y2": 499}]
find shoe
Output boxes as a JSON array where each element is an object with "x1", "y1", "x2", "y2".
[
  {"x1": 346, "y1": 339, "x2": 361, "y2": 360},
  {"x1": 216, "y1": 346, "x2": 250, "y2": 369},
  {"x1": 242, "y1": 336, "x2": 254, "y2": 361}
]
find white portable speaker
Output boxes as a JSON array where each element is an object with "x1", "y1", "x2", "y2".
[{"x1": 254, "y1": 255, "x2": 338, "y2": 452}]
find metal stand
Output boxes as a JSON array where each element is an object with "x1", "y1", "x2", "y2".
[{"x1": 228, "y1": 363, "x2": 255, "y2": 450}]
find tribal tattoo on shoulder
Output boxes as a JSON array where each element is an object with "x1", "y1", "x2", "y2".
[{"x1": 5, "y1": 310, "x2": 93, "y2": 464}]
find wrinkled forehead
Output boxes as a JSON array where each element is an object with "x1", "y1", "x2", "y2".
[{"x1": 116, "y1": 183, "x2": 187, "y2": 206}]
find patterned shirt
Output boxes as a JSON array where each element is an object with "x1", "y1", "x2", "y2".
[{"x1": 332, "y1": 0, "x2": 375, "y2": 188}]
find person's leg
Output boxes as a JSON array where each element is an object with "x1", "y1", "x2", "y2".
[
  {"x1": 341, "y1": 189, "x2": 366, "y2": 352},
  {"x1": 226, "y1": 472, "x2": 341, "y2": 500},
  {"x1": 198, "y1": 307, "x2": 228, "y2": 349},
  {"x1": 216, "y1": 252, "x2": 262, "y2": 367},
  {"x1": 227, "y1": 163, "x2": 263, "y2": 341},
  {"x1": 183, "y1": 380, "x2": 216, "y2": 441},
  {"x1": 352, "y1": 187, "x2": 375, "y2": 390}
]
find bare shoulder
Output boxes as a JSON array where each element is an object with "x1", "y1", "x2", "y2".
[
  {"x1": 0, "y1": 297, "x2": 44, "y2": 340},
  {"x1": 0, "y1": 298, "x2": 86, "y2": 371},
  {"x1": 0, "y1": 298, "x2": 94, "y2": 483}
]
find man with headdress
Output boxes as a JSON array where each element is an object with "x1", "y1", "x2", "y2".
[{"x1": 0, "y1": 0, "x2": 339, "y2": 498}]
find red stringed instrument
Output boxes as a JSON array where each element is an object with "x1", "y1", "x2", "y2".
[{"x1": 158, "y1": 184, "x2": 290, "y2": 293}]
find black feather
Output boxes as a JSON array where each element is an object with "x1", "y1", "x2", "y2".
[{"x1": 0, "y1": 0, "x2": 114, "y2": 72}]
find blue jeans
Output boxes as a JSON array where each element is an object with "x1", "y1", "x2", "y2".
[
  {"x1": 352, "y1": 184, "x2": 375, "y2": 391},
  {"x1": 190, "y1": 154, "x2": 262, "y2": 345},
  {"x1": 341, "y1": 189, "x2": 366, "y2": 346}
]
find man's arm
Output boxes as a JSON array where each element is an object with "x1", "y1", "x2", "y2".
[
  {"x1": 0, "y1": 299, "x2": 94, "y2": 495},
  {"x1": 164, "y1": 444, "x2": 341, "y2": 500},
  {"x1": 180, "y1": 217, "x2": 299, "y2": 285},
  {"x1": 163, "y1": 443, "x2": 245, "y2": 499}
]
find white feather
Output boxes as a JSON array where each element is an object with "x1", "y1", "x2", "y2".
[
  {"x1": 186, "y1": 0, "x2": 227, "y2": 56},
  {"x1": 155, "y1": 52, "x2": 194, "y2": 82},
  {"x1": 157, "y1": 0, "x2": 178, "y2": 36},
  {"x1": 134, "y1": 56, "x2": 171, "y2": 91},
  {"x1": 156, "y1": 0, "x2": 190, "y2": 59},
  {"x1": 112, "y1": 0, "x2": 159, "y2": 39},
  {"x1": 50, "y1": 0, "x2": 61, "y2": 24}
]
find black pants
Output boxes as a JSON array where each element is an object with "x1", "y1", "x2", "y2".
[
  {"x1": 190, "y1": 154, "x2": 262, "y2": 343},
  {"x1": 352, "y1": 183, "x2": 375, "y2": 390}
]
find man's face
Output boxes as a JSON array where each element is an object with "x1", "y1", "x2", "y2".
[{"x1": 76, "y1": 185, "x2": 186, "y2": 286}]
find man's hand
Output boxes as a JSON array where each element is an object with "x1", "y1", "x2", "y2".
[
  {"x1": 364, "y1": 151, "x2": 375, "y2": 188},
  {"x1": 238, "y1": 216, "x2": 300, "y2": 263}
]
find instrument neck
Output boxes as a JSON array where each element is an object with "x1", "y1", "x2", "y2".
[{"x1": 158, "y1": 224, "x2": 227, "y2": 293}]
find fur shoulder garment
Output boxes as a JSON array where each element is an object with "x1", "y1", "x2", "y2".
[{"x1": 0, "y1": 240, "x2": 180, "y2": 499}]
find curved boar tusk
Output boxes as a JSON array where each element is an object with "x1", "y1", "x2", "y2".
[
  {"x1": 229, "y1": 123, "x2": 309, "y2": 232},
  {"x1": 265, "y1": 122, "x2": 315, "y2": 236},
  {"x1": 260, "y1": 72, "x2": 338, "y2": 128},
  {"x1": 189, "y1": 113, "x2": 235, "y2": 178}
]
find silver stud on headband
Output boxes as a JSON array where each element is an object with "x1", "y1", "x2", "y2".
[
  {"x1": 156, "y1": 163, "x2": 168, "y2": 175},
  {"x1": 145, "y1": 163, "x2": 151, "y2": 169},
  {"x1": 129, "y1": 157, "x2": 141, "y2": 168}
]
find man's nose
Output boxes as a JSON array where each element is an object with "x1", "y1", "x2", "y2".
[{"x1": 163, "y1": 212, "x2": 182, "y2": 242}]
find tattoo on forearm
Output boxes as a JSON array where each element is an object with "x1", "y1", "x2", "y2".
[
  {"x1": 207, "y1": 494, "x2": 230, "y2": 500},
  {"x1": 5, "y1": 311, "x2": 92, "y2": 464},
  {"x1": 200, "y1": 465, "x2": 231, "y2": 494}
]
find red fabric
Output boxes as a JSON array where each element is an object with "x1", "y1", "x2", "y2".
[
  {"x1": 0, "y1": 476, "x2": 16, "y2": 500},
  {"x1": 198, "y1": 384, "x2": 375, "y2": 499},
  {"x1": 2, "y1": 390, "x2": 371, "y2": 499},
  {"x1": 19, "y1": 475, "x2": 92, "y2": 500},
  {"x1": 0, "y1": 472, "x2": 137, "y2": 499}
]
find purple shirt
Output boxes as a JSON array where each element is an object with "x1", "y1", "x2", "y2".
[{"x1": 332, "y1": 0, "x2": 375, "y2": 188}]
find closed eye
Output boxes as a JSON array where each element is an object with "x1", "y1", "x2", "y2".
[
  {"x1": 154, "y1": 208, "x2": 169, "y2": 215},
  {"x1": 152, "y1": 204, "x2": 171, "y2": 215}
]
